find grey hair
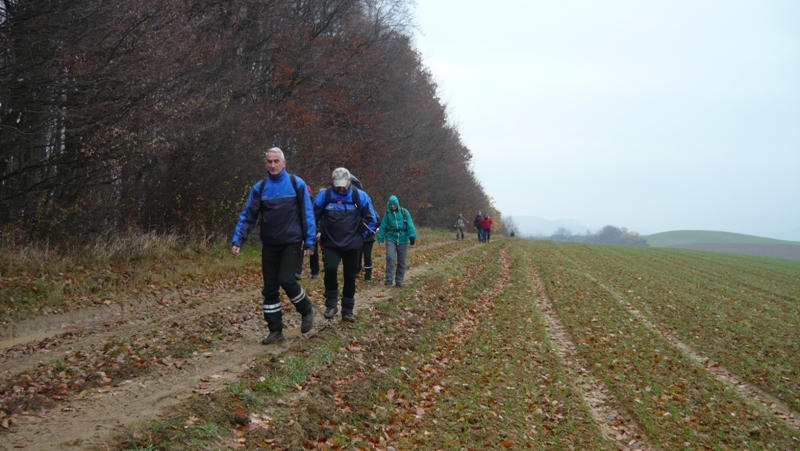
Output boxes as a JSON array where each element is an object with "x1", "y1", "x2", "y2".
[{"x1": 266, "y1": 147, "x2": 285, "y2": 161}]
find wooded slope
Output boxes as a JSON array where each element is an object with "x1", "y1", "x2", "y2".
[{"x1": 1, "y1": 0, "x2": 494, "y2": 243}]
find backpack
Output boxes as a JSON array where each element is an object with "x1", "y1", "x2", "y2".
[
  {"x1": 385, "y1": 207, "x2": 409, "y2": 233},
  {"x1": 256, "y1": 174, "x2": 302, "y2": 205},
  {"x1": 256, "y1": 173, "x2": 307, "y2": 234},
  {"x1": 320, "y1": 185, "x2": 371, "y2": 233}
]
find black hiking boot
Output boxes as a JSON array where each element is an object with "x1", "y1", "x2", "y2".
[
  {"x1": 301, "y1": 306, "x2": 315, "y2": 333},
  {"x1": 324, "y1": 306, "x2": 338, "y2": 320},
  {"x1": 341, "y1": 313, "x2": 355, "y2": 323},
  {"x1": 261, "y1": 331, "x2": 285, "y2": 345}
]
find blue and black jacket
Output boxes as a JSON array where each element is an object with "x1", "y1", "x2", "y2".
[
  {"x1": 313, "y1": 185, "x2": 378, "y2": 251},
  {"x1": 232, "y1": 169, "x2": 316, "y2": 249}
]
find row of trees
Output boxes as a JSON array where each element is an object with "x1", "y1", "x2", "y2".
[
  {"x1": 546, "y1": 226, "x2": 647, "y2": 246},
  {"x1": 1, "y1": 0, "x2": 495, "y2": 243}
]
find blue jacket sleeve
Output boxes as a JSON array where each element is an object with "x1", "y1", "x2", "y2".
[
  {"x1": 360, "y1": 191, "x2": 379, "y2": 237},
  {"x1": 313, "y1": 189, "x2": 326, "y2": 224},
  {"x1": 297, "y1": 179, "x2": 317, "y2": 248},
  {"x1": 232, "y1": 185, "x2": 260, "y2": 247}
]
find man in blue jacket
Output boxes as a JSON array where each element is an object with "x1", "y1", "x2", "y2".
[
  {"x1": 232, "y1": 147, "x2": 316, "y2": 345},
  {"x1": 313, "y1": 167, "x2": 378, "y2": 322}
]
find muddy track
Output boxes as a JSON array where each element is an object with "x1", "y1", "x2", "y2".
[{"x1": 0, "y1": 239, "x2": 478, "y2": 451}]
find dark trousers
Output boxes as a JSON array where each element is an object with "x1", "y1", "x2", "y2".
[
  {"x1": 295, "y1": 241, "x2": 320, "y2": 276},
  {"x1": 358, "y1": 241, "x2": 374, "y2": 273},
  {"x1": 309, "y1": 241, "x2": 320, "y2": 275},
  {"x1": 484, "y1": 228, "x2": 491, "y2": 242},
  {"x1": 323, "y1": 247, "x2": 360, "y2": 299},
  {"x1": 262, "y1": 243, "x2": 312, "y2": 332}
]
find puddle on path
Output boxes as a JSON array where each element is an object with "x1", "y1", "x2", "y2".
[{"x1": 0, "y1": 330, "x2": 62, "y2": 351}]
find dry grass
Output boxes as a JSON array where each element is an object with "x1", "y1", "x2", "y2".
[{"x1": 0, "y1": 231, "x2": 252, "y2": 322}]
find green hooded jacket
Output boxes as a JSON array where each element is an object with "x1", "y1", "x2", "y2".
[{"x1": 376, "y1": 195, "x2": 417, "y2": 244}]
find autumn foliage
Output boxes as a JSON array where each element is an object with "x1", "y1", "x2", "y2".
[{"x1": 0, "y1": 0, "x2": 492, "y2": 243}]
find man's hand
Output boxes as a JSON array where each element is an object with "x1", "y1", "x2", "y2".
[
  {"x1": 232, "y1": 245, "x2": 241, "y2": 257},
  {"x1": 409, "y1": 237, "x2": 416, "y2": 245},
  {"x1": 304, "y1": 249, "x2": 313, "y2": 256}
]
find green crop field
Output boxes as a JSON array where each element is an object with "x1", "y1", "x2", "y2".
[
  {"x1": 3, "y1": 235, "x2": 799, "y2": 450},
  {"x1": 526, "y1": 240, "x2": 800, "y2": 449}
]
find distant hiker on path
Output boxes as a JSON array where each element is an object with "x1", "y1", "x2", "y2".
[
  {"x1": 377, "y1": 195, "x2": 417, "y2": 287},
  {"x1": 481, "y1": 214, "x2": 493, "y2": 242},
  {"x1": 455, "y1": 213, "x2": 467, "y2": 240},
  {"x1": 474, "y1": 211, "x2": 484, "y2": 243},
  {"x1": 313, "y1": 168, "x2": 379, "y2": 322},
  {"x1": 231, "y1": 147, "x2": 316, "y2": 345}
]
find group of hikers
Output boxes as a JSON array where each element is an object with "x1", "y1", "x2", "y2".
[
  {"x1": 231, "y1": 148, "x2": 417, "y2": 345},
  {"x1": 454, "y1": 211, "x2": 492, "y2": 242}
]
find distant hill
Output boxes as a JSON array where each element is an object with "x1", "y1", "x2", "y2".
[
  {"x1": 642, "y1": 230, "x2": 798, "y2": 247},
  {"x1": 642, "y1": 230, "x2": 800, "y2": 261}
]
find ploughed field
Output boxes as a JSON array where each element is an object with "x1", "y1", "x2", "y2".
[{"x1": 1, "y1": 233, "x2": 798, "y2": 450}]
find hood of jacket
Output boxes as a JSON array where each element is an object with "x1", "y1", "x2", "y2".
[
  {"x1": 377, "y1": 195, "x2": 417, "y2": 244},
  {"x1": 386, "y1": 195, "x2": 401, "y2": 211}
]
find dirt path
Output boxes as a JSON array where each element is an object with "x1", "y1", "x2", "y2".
[{"x1": 0, "y1": 240, "x2": 474, "y2": 451}]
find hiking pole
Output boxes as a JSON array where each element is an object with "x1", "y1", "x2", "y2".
[{"x1": 362, "y1": 221, "x2": 377, "y2": 235}]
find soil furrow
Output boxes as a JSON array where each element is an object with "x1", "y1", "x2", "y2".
[
  {"x1": 529, "y1": 267, "x2": 654, "y2": 451},
  {"x1": 583, "y1": 271, "x2": 800, "y2": 431}
]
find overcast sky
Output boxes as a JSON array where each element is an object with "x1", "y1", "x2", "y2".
[{"x1": 412, "y1": 0, "x2": 800, "y2": 240}]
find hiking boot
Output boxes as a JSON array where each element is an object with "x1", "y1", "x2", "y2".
[
  {"x1": 395, "y1": 282, "x2": 403, "y2": 287},
  {"x1": 301, "y1": 306, "x2": 315, "y2": 333},
  {"x1": 341, "y1": 313, "x2": 355, "y2": 323},
  {"x1": 384, "y1": 281, "x2": 393, "y2": 286},
  {"x1": 261, "y1": 331, "x2": 285, "y2": 345},
  {"x1": 294, "y1": 273, "x2": 302, "y2": 280},
  {"x1": 324, "y1": 306, "x2": 338, "y2": 319}
]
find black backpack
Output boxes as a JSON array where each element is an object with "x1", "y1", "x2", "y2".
[
  {"x1": 256, "y1": 173, "x2": 307, "y2": 236},
  {"x1": 320, "y1": 185, "x2": 372, "y2": 233},
  {"x1": 384, "y1": 207, "x2": 409, "y2": 233}
]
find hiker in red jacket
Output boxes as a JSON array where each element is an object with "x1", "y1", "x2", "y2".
[{"x1": 480, "y1": 214, "x2": 493, "y2": 242}]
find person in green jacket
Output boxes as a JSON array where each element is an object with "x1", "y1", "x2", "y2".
[{"x1": 376, "y1": 195, "x2": 417, "y2": 287}]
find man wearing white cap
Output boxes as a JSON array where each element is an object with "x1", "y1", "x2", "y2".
[{"x1": 313, "y1": 167, "x2": 378, "y2": 322}]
